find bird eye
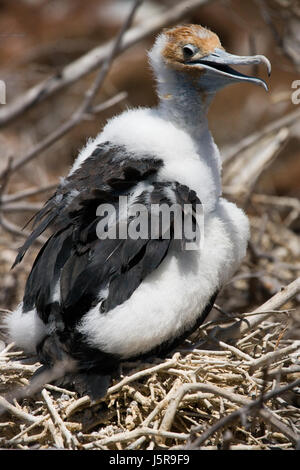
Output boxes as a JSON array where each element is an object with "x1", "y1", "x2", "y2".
[{"x1": 183, "y1": 44, "x2": 198, "y2": 58}]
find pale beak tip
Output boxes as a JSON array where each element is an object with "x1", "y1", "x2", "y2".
[
  {"x1": 266, "y1": 58, "x2": 272, "y2": 77},
  {"x1": 268, "y1": 66, "x2": 272, "y2": 77},
  {"x1": 257, "y1": 78, "x2": 269, "y2": 92},
  {"x1": 259, "y1": 55, "x2": 272, "y2": 77}
]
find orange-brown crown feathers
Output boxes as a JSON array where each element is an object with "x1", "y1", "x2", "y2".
[{"x1": 162, "y1": 24, "x2": 222, "y2": 67}]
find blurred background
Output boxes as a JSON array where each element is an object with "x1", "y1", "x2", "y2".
[{"x1": 0, "y1": 0, "x2": 299, "y2": 324}]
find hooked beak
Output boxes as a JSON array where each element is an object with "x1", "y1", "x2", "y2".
[{"x1": 188, "y1": 48, "x2": 271, "y2": 92}]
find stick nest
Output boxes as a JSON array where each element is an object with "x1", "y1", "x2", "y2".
[{"x1": 0, "y1": 200, "x2": 299, "y2": 450}]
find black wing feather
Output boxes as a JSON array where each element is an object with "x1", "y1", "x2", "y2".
[
  {"x1": 17, "y1": 141, "x2": 202, "y2": 373},
  {"x1": 14, "y1": 142, "x2": 162, "y2": 266}
]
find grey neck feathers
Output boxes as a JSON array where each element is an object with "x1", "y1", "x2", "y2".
[
  {"x1": 156, "y1": 69, "x2": 215, "y2": 137},
  {"x1": 155, "y1": 68, "x2": 222, "y2": 200}
]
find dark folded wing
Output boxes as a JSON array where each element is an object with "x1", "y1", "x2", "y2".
[
  {"x1": 18, "y1": 142, "x2": 201, "y2": 333},
  {"x1": 13, "y1": 141, "x2": 162, "y2": 266}
]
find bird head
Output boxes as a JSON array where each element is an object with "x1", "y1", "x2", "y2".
[{"x1": 149, "y1": 24, "x2": 271, "y2": 94}]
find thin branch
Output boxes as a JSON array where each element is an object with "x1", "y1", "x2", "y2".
[
  {"x1": 0, "y1": 215, "x2": 47, "y2": 244},
  {"x1": 255, "y1": 364, "x2": 300, "y2": 380},
  {"x1": 2, "y1": 183, "x2": 58, "y2": 204},
  {"x1": 8, "y1": 92, "x2": 127, "y2": 175},
  {"x1": 208, "y1": 338, "x2": 254, "y2": 362},
  {"x1": 249, "y1": 343, "x2": 300, "y2": 373},
  {"x1": 0, "y1": 157, "x2": 13, "y2": 200},
  {"x1": 217, "y1": 277, "x2": 300, "y2": 342},
  {"x1": 1, "y1": 203, "x2": 43, "y2": 213},
  {"x1": 41, "y1": 388, "x2": 79, "y2": 449},
  {"x1": 0, "y1": 396, "x2": 39, "y2": 424},
  {"x1": 251, "y1": 193, "x2": 300, "y2": 212},
  {"x1": 7, "y1": 414, "x2": 49, "y2": 444},
  {"x1": 222, "y1": 107, "x2": 300, "y2": 163},
  {"x1": 83, "y1": 427, "x2": 190, "y2": 449}
]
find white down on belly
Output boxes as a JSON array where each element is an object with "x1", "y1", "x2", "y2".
[{"x1": 77, "y1": 198, "x2": 249, "y2": 358}]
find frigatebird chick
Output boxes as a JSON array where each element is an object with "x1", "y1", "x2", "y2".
[{"x1": 4, "y1": 24, "x2": 271, "y2": 399}]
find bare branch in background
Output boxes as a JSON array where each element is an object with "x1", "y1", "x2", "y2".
[
  {"x1": 222, "y1": 107, "x2": 300, "y2": 163},
  {"x1": 257, "y1": 0, "x2": 300, "y2": 71},
  {"x1": 0, "y1": 0, "x2": 215, "y2": 129},
  {"x1": 2, "y1": 183, "x2": 58, "y2": 204},
  {"x1": 0, "y1": 215, "x2": 47, "y2": 245},
  {"x1": 217, "y1": 277, "x2": 300, "y2": 342},
  {"x1": 2, "y1": 203, "x2": 43, "y2": 213},
  {"x1": 6, "y1": 91, "x2": 128, "y2": 176},
  {"x1": 223, "y1": 127, "x2": 289, "y2": 201}
]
